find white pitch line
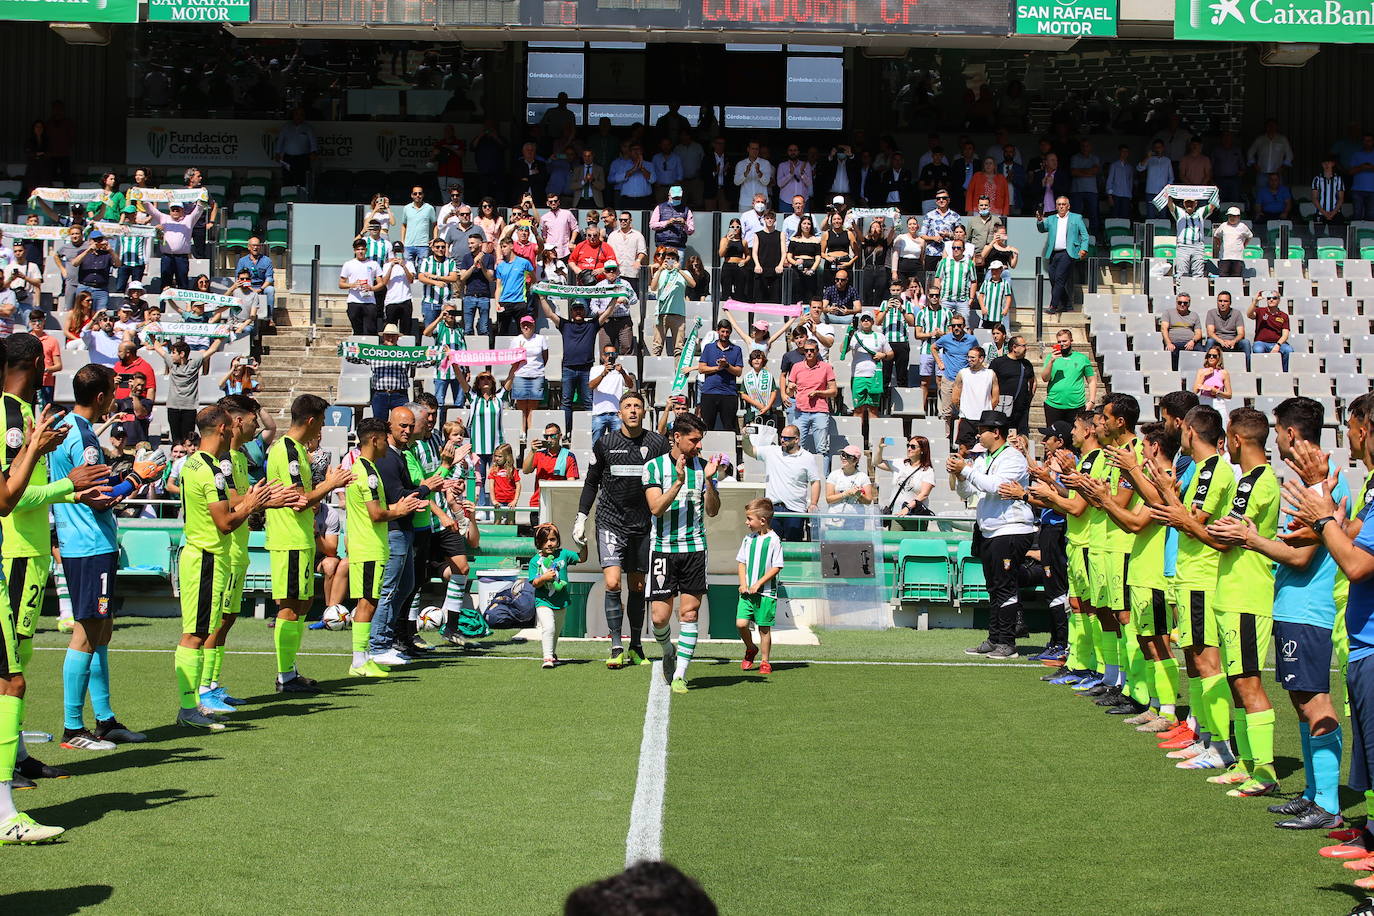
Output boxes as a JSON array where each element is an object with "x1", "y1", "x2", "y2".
[{"x1": 625, "y1": 660, "x2": 671, "y2": 867}]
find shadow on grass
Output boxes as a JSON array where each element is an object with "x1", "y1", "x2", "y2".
[
  {"x1": 29, "y1": 788, "x2": 213, "y2": 829},
  {"x1": 224, "y1": 701, "x2": 357, "y2": 723},
  {"x1": 1318, "y1": 882, "x2": 1369, "y2": 908},
  {"x1": 0, "y1": 884, "x2": 113, "y2": 913},
  {"x1": 60, "y1": 745, "x2": 220, "y2": 777}
]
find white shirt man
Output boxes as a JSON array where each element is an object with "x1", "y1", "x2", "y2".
[
  {"x1": 1213, "y1": 209, "x2": 1254, "y2": 261},
  {"x1": 734, "y1": 144, "x2": 774, "y2": 211},
  {"x1": 776, "y1": 150, "x2": 813, "y2": 205},
  {"x1": 606, "y1": 219, "x2": 648, "y2": 280},
  {"x1": 955, "y1": 350, "x2": 997, "y2": 420},
  {"x1": 782, "y1": 196, "x2": 808, "y2": 241},
  {"x1": 745, "y1": 430, "x2": 821, "y2": 513}
]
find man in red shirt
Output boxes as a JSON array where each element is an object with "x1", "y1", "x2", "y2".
[
  {"x1": 569, "y1": 226, "x2": 611, "y2": 280},
  {"x1": 1247, "y1": 288, "x2": 1293, "y2": 371},
  {"x1": 113, "y1": 339, "x2": 157, "y2": 400},
  {"x1": 520, "y1": 420, "x2": 581, "y2": 509},
  {"x1": 786, "y1": 339, "x2": 837, "y2": 466},
  {"x1": 28, "y1": 310, "x2": 62, "y2": 407}
]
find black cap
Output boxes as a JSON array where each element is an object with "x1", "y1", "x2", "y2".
[
  {"x1": 975, "y1": 410, "x2": 1011, "y2": 430},
  {"x1": 1040, "y1": 421, "x2": 1073, "y2": 442}
]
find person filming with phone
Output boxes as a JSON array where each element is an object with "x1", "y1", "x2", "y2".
[{"x1": 1039, "y1": 328, "x2": 1097, "y2": 425}]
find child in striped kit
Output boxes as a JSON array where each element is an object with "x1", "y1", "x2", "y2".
[
  {"x1": 529, "y1": 522, "x2": 587, "y2": 669},
  {"x1": 736, "y1": 498, "x2": 785, "y2": 675}
]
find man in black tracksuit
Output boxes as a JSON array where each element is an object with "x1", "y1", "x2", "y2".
[{"x1": 572, "y1": 390, "x2": 669, "y2": 668}]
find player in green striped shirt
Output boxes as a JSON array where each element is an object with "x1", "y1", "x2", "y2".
[
  {"x1": 416, "y1": 239, "x2": 458, "y2": 328},
  {"x1": 977, "y1": 260, "x2": 1013, "y2": 330},
  {"x1": 736, "y1": 499, "x2": 785, "y2": 675},
  {"x1": 643, "y1": 413, "x2": 722, "y2": 694},
  {"x1": 174, "y1": 407, "x2": 266, "y2": 731}
]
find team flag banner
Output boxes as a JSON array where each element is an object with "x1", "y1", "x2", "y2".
[
  {"x1": 846, "y1": 207, "x2": 901, "y2": 221},
  {"x1": 338, "y1": 341, "x2": 442, "y2": 365},
  {"x1": 722, "y1": 299, "x2": 804, "y2": 317},
  {"x1": 440, "y1": 347, "x2": 527, "y2": 367},
  {"x1": 145, "y1": 322, "x2": 235, "y2": 340},
  {"x1": 158, "y1": 289, "x2": 239, "y2": 311},
  {"x1": 93, "y1": 221, "x2": 158, "y2": 238},
  {"x1": 670, "y1": 316, "x2": 705, "y2": 398},
  {"x1": 125, "y1": 187, "x2": 210, "y2": 205},
  {"x1": 532, "y1": 280, "x2": 634, "y2": 299},
  {"x1": 1151, "y1": 184, "x2": 1220, "y2": 212},
  {"x1": 0, "y1": 223, "x2": 69, "y2": 241},
  {"x1": 27, "y1": 188, "x2": 109, "y2": 204}
]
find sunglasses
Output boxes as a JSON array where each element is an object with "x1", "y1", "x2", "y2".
[
  {"x1": 907, "y1": 443, "x2": 920, "y2": 449},
  {"x1": 1205, "y1": 354, "x2": 1219, "y2": 359},
  {"x1": 803, "y1": 348, "x2": 819, "y2": 353},
  {"x1": 936, "y1": 196, "x2": 949, "y2": 201},
  {"x1": 781, "y1": 435, "x2": 799, "y2": 442}
]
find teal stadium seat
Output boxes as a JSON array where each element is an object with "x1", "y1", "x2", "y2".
[
  {"x1": 955, "y1": 542, "x2": 988, "y2": 604},
  {"x1": 117, "y1": 529, "x2": 172, "y2": 579},
  {"x1": 897, "y1": 540, "x2": 952, "y2": 602}
]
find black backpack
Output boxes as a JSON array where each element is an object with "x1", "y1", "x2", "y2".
[{"x1": 483, "y1": 579, "x2": 537, "y2": 629}]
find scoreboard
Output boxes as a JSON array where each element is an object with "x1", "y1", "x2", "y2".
[{"x1": 249, "y1": 0, "x2": 1010, "y2": 33}]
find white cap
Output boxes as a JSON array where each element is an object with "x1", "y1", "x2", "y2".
[
  {"x1": 1226, "y1": 206, "x2": 1241, "y2": 216},
  {"x1": 126, "y1": 280, "x2": 145, "y2": 291},
  {"x1": 832, "y1": 195, "x2": 845, "y2": 205},
  {"x1": 989, "y1": 260, "x2": 1004, "y2": 270}
]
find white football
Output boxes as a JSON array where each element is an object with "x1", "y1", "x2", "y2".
[
  {"x1": 322, "y1": 605, "x2": 349, "y2": 630},
  {"x1": 418, "y1": 606, "x2": 445, "y2": 631}
]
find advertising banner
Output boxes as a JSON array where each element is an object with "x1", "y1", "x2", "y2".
[
  {"x1": 1016, "y1": 0, "x2": 1116, "y2": 36},
  {"x1": 126, "y1": 118, "x2": 467, "y2": 170},
  {"x1": 0, "y1": 0, "x2": 137, "y2": 22},
  {"x1": 147, "y1": 0, "x2": 249, "y2": 20},
  {"x1": 1175, "y1": 0, "x2": 1374, "y2": 41}
]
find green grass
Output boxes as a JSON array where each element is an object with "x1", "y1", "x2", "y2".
[{"x1": 3, "y1": 618, "x2": 1369, "y2": 914}]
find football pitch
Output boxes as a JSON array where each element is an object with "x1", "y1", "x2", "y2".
[{"x1": 3, "y1": 619, "x2": 1367, "y2": 915}]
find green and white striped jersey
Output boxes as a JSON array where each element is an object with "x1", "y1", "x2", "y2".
[
  {"x1": 642, "y1": 453, "x2": 709, "y2": 553},
  {"x1": 736, "y1": 529, "x2": 784, "y2": 597},
  {"x1": 432, "y1": 321, "x2": 466, "y2": 381},
  {"x1": 362, "y1": 236, "x2": 389, "y2": 263},
  {"x1": 880, "y1": 296, "x2": 913, "y2": 343},
  {"x1": 934, "y1": 254, "x2": 975, "y2": 303},
  {"x1": 117, "y1": 233, "x2": 147, "y2": 267},
  {"x1": 418, "y1": 256, "x2": 455, "y2": 307},
  {"x1": 980, "y1": 276, "x2": 1012, "y2": 326},
  {"x1": 912, "y1": 305, "x2": 948, "y2": 356},
  {"x1": 468, "y1": 392, "x2": 505, "y2": 456}
]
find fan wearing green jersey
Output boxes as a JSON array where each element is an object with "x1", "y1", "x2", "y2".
[
  {"x1": 347, "y1": 418, "x2": 427, "y2": 677},
  {"x1": 643, "y1": 413, "x2": 723, "y2": 695},
  {"x1": 0, "y1": 336, "x2": 108, "y2": 787},
  {"x1": 174, "y1": 407, "x2": 269, "y2": 731},
  {"x1": 1198, "y1": 407, "x2": 1281, "y2": 796},
  {"x1": 736, "y1": 499, "x2": 785, "y2": 675},
  {"x1": 1097, "y1": 422, "x2": 1183, "y2": 730},
  {"x1": 265, "y1": 394, "x2": 353, "y2": 694},
  {"x1": 198, "y1": 395, "x2": 288, "y2": 712},
  {"x1": 1149, "y1": 405, "x2": 1239, "y2": 772}
]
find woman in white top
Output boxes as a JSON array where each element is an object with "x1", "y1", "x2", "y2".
[
  {"x1": 511, "y1": 316, "x2": 549, "y2": 435},
  {"x1": 1192, "y1": 345, "x2": 1233, "y2": 425},
  {"x1": 825, "y1": 445, "x2": 874, "y2": 530},
  {"x1": 872, "y1": 434, "x2": 935, "y2": 530},
  {"x1": 366, "y1": 194, "x2": 393, "y2": 236},
  {"x1": 894, "y1": 215, "x2": 925, "y2": 284}
]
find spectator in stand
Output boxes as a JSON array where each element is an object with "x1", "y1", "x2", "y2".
[
  {"x1": 1039, "y1": 328, "x2": 1095, "y2": 425},
  {"x1": 570, "y1": 225, "x2": 612, "y2": 279},
  {"x1": 684, "y1": 253, "x2": 710, "y2": 301},
  {"x1": 379, "y1": 241, "x2": 416, "y2": 336},
  {"x1": 435, "y1": 187, "x2": 466, "y2": 234},
  {"x1": 649, "y1": 249, "x2": 692, "y2": 357},
  {"x1": 539, "y1": 191, "x2": 578, "y2": 259},
  {"x1": 1165, "y1": 194, "x2": 1215, "y2": 279},
  {"x1": 235, "y1": 237, "x2": 276, "y2": 323},
  {"x1": 1248, "y1": 289, "x2": 1294, "y2": 370},
  {"x1": 492, "y1": 237, "x2": 534, "y2": 335},
  {"x1": 617, "y1": 144, "x2": 656, "y2": 210},
  {"x1": 718, "y1": 218, "x2": 750, "y2": 303},
  {"x1": 219, "y1": 358, "x2": 259, "y2": 397},
  {"x1": 607, "y1": 212, "x2": 648, "y2": 282},
  {"x1": 750, "y1": 211, "x2": 785, "y2": 304},
  {"x1": 1212, "y1": 206, "x2": 1253, "y2": 278},
  {"x1": 934, "y1": 239, "x2": 977, "y2": 324},
  {"x1": 1349, "y1": 133, "x2": 1374, "y2": 220},
  {"x1": 589, "y1": 345, "x2": 636, "y2": 442},
  {"x1": 1031, "y1": 152, "x2": 1071, "y2": 217},
  {"x1": 703, "y1": 136, "x2": 731, "y2": 211},
  {"x1": 989, "y1": 336, "x2": 1035, "y2": 436},
  {"x1": 1137, "y1": 140, "x2": 1174, "y2": 216},
  {"x1": 1104, "y1": 144, "x2": 1135, "y2": 220},
  {"x1": 398, "y1": 187, "x2": 437, "y2": 266},
  {"x1": 820, "y1": 269, "x2": 860, "y2": 319},
  {"x1": 27, "y1": 310, "x2": 60, "y2": 407},
  {"x1": 877, "y1": 279, "x2": 915, "y2": 389},
  {"x1": 437, "y1": 201, "x2": 485, "y2": 252},
  {"x1": 873, "y1": 434, "x2": 935, "y2": 530},
  {"x1": 512, "y1": 143, "x2": 548, "y2": 202},
  {"x1": 739, "y1": 192, "x2": 767, "y2": 245},
  {"x1": 918, "y1": 148, "x2": 952, "y2": 204},
  {"x1": 356, "y1": 218, "x2": 390, "y2": 264},
  {"x1": 825, "y1": 446, "x2": 874, "y2": 531},
  {"x1": 416, "y1": 237, "x2": 458, "y2": 331},
  {"x1": 1254, "y1": 171, "x2": 1293, "y2": 224},
  {"x1": 785, "y1": 215, "x2": 823, "y2": 308},
  {"x1": 966, "y1": 197, "x2": 1002, "y2": 267},
  {"x1": 112, "y1": 340, "x2": 156, "y2": 399},
  {"x1": 734, "y1": 140, "x2": 773, "y2": 211},
  {"x1": 1211, "y1": 129, "x2": 1244, "y2": 203},
  {"x1": 54, "y1": 224, "x2": 86, "y2": 309},
  {"x1": 340, "y1": 239, "x2": 383, "y2": 336},
  {"x1": 1160, "y1": 291, "x2": 1203, "y2": 368},
  {"x1": 1068, "y1": 140, "x2": 1101, "y2": 233},
  {"x1": 81, "y1": 311, "x2": 130, "y2": 366},
  {"x1": 360, "y1": 324, "x2": 415, "y2": 420},
  {"x1": 423, "y1": 303, "x2": 468, "y2": 426},
  {"x1": 570, "y1": 149, "x2": 606, "y2": 211},
  {"x1": 879, "y1": 152, "x2": 916, "y2": 214},
  {"x1": 893, "y1": 216, "x2": 924, "y2": 285},
  {"x1": 2, "y1": 241, "x2": 41, "y2": 326},
  {"x1": 1192, "y1": 346, "x2": 1233, "y2": 426},
  {"x1": 147, "y1": 336, "x2": 223, "y2": 444},
  {"x1": 502, "y1": 219, "x2": 539, "y2": 268},
  {"x1": 952, "y1": 346, "x2": 998, "y2": 451},
  {"x1": 520, "y1": 420, "x2": 579, "y2": 512},
  {"x1": 509, "y1": 315, "x2": 547, "y2": 434},
  {"x1": 474, "y1": 197, "x2": 505, "y2": 242},
  {"x1": 847, "y1": 310, "x2": 892, "y2": 430},
  {"x1": 786, "y1": 340, "x2": 837, "y2": 464},
  {"x1": 1204, "y1": 290, "x2": 1251, "y2": 368},
  {"x1": 183, "y1": 168, "x2": 216, "y2": 260},
  {"x1": 274, "y1": 107, "x2": 317, "y2": 189},
  {"x1": 145, "y1": 199, "x2": 202, "y2": 292},
  {"x1": 743, "y1": 425, "x2": 820, "y2": 542},
  {"x1": 1312, "y1": 154, "x2": 1347, "y2": 229},
  {"x1": 365, "y1": 195, "x2": 393, "y2": 237},
  {"x1": 64, "y1": 290, "x2": 93, "y2": 350},
  {"x1": 977, "y1": 259, "x2": 1013, "y2": 332},
  {"x1": 697, "y1": 319, "x2": 743, "y2": 432},
  {"x1": 919, "y1": 189, "x2": 961, "y2": 274},
  {"x1": 1035, "y1": 196, "x2": 1088, "y2": 316},
  {"x1": 70, "y1": 229, "x2": 119, "y2": 313},
  {"x1": 650, "y1": 186, "x2": 694, "y2": 259},
  {"x1": 1178, "y1": 139, "x2": 1212, "y2": 187},
  {"x1": 1247, "y1": 118, "x2": 1293, "y2": 180},
  {"x1": 740, "y1": 347, "x2": 778, "y2": 426},
  {"x1": 776, "y1": 143, "x2": 813, "y2": 212},
  {"x1": 819, "y1": 210, "x2": 857, "y2": 279},
  {"x1": 592, "y1": 261, "x2": 637, "y2": 355},
  {"x1": 433, "y1": 127, "x2": 466, "y2": 197},
  {"x1": 651, "y1": 137, "x2": 683, "y2": 203},
  {"x1": 465, "y1": 370, "x2": 511, "y2": 505},
  {"x1": 540, "y1": 295, "x2": 606, "y2": 434},
  {"x1": 457, "y1": 233, "x2": 495, "y2": 339}
]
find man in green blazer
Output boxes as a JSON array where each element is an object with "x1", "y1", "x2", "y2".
[{"x1": 1035, "y1": 196, "x2": 1089, "y2": 315}]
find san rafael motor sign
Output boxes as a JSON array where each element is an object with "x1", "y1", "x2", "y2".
[
  {"x1": 1175, "y1": 0, "x2": 1374, "y2": 41},
  {"x1": 148, "y1": 0, "x2": 248, "y2": 21},
  {"x1": 1016, "y1": 0, "x2": 1117, "y2": 36}
]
